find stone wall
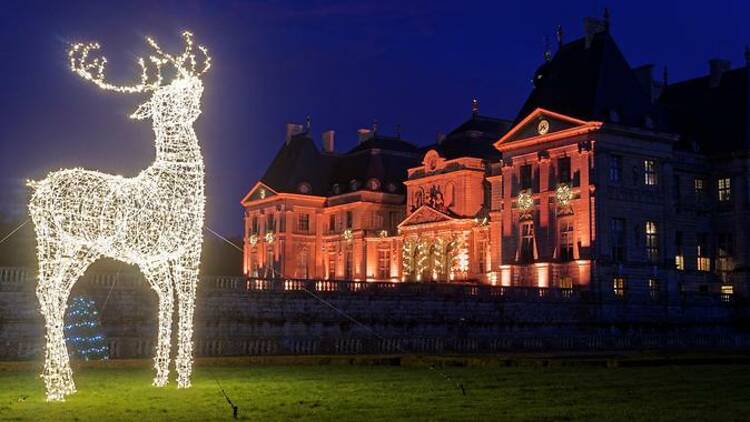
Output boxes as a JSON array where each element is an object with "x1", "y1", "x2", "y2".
[{"x1": 0, "y1": 267, "x2": 748, "y2": 360}]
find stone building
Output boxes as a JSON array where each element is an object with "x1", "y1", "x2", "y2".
[
  {"x1": 241, "y1": 123, "x2": 419, "y2": 281},
  {"x1": 242, "y1": 13, "x2": 750, "y2": 298}
]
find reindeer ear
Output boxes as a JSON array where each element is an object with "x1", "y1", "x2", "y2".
[{"x1": 130, "y1": 100, "x2": 153, "y2": 120}]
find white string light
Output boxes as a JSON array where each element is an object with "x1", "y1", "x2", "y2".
[{"x1": 28, "y1": 31, "x2": 210, "y2": 401}]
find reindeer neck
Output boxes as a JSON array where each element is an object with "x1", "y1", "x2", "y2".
[{"x1": 152, "y1": 123, "x2": 204, "y2": 166}]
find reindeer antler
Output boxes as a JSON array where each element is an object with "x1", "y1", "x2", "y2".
[
  {"x1": 146, "y1": 31, "x2": 211, "y2": 77},
  {"x1": 68, "y1": 42, "x2": 163, "y2": 93}
]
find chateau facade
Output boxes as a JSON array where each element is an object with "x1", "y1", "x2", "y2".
[{"x1": 242, "y1": 15, "x2": 750, "y2": 298}]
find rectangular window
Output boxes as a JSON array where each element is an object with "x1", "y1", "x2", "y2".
[
  {"x1": 345, "y1": 249, "x2": 353, "y2": 279},
  {"x1": 717, "y1": 233, "x2": 734, "y2": 273},
  {"x1": 717, "y1": 233, "x2": 733, "y2": 258},
  {"x1": 694, "y1": 177, "x2": 705, "y2": 200},
  {"x1": 266, "y1": 214, "x2": 275, "y2": 233},
  {"x1": 329, "y1": 214, "x2": 336, "y2": 233},
  {"x1": 718, "y1": 177, "x2": 731, "y2": 202},
  {"x1": 648, "y1": 279, "x2": 660, "y2": 300},
  {"x1": 558, "y1": 276, "x2": 573, "y2": 289},
  {"x1": 346, "y1": 211, "x2": 353, "y2": 229},
  {"x1": 558, "y1": 157, "x2": 571, "y2": 184},
  {"x1": 327, "y1": 253, "x2": 336, "y2": 280},
  {"x1": 520, "y1": 164, "x2": 532, "y2": 190},
  {"x1": 675, "y1": 255, "x2": 685, "y2": 271},
  {"x1": 697, "y1": 233, "x2": 710, "y2": 271},
  {"x1": 675, "y1": 231, "x2": 684, "y2": 271},
  {"x1": 477, "y1": 240, "x2": 487, "y2": 273},
  {"x1": 613, "y1": 277, "x2": 626, "y2": 297},
  {"x1": 372, "y1": 212, "x2": 384, "y2": 229},
  {"x1": 265, "y1": 245, "x2": 274, "y2": 272},
  {"x1": 673, "y1": 175, "x2": 681, "y2": 200},
  {"x1": 559, "y1": 220, "x2": 574, "y2": 261},
  {"x1": 377, "y1": 249, "x2": 390, "y2": 280},
  {"x1": 298, "y1": 214, "x2": 309, "y2": 233},
  {"x1": 610, "y1": 218, "x2": 626, "y2": 262},
  {"x1": 252, "y1": 216, "x2": 258, "y2": 234},
  {"x1": 296, "y1": 248, "x2": 308, "y2": 278},
  {"x1": 644, "y1": 160, "x2": 657, "y2": 186},
  {"x1": 609, "y1": 155, "x2": 622, "y2": 183},
  {"x1": 389, "y1": 211, "x2": 399, "y2": 233},
  {"x1": 645, "y1": 220, "x2": 658, "y2": 263},
  {"x1": 520, "y1": 222, "x2": 535, "y2": 263}
]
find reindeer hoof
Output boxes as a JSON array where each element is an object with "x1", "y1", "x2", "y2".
[{"x1": 152, "y1": 377, "x2": 169, "y2": 387}]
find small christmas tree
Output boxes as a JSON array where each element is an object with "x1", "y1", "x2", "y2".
[{"x1": 65, "y1": 296, "x2": 109, "y2": 360}]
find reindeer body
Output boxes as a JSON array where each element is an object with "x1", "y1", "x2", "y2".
[
  {"x1": 29, "y1": 33, "x2": 210, "y2": 401},
  {"x1": 30, "y1": 134, "x2": 204, "y2": 265}
]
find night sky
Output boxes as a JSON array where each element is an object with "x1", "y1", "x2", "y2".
[{"x1": 1, "y1": 0, "x2": 749, "y2": 236}]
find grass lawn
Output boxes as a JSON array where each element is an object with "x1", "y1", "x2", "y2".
[{"x1": 0, "y1": 362, "x2": 748, "y2": 421}]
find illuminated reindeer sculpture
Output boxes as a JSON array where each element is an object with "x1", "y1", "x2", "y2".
[{"x1": 28, "y1": 32, "x2": 210, "y2": 401}]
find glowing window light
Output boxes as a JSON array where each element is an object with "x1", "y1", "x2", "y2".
[{"x1": 28, "y1": 31, "x2": 210, "y2": 401}]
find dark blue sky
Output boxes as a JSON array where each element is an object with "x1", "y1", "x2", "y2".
[{"x1": 1, "y1": 0, "x2": 749, "y2": 235}]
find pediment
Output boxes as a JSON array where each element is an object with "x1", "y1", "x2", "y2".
[
  {"x1": 398, "y1": 205, "x2": 455, "y2": 228},
  {"x1": 241, "y1": 182, "x2": 277, "y2": 205},
  {"x1": 494, "y1": 108, "x2": 601, "y2": 152}
]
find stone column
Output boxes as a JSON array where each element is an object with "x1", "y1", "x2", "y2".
[{"x1": 577, "y1": 142, "x2": 593, "y2": 260}]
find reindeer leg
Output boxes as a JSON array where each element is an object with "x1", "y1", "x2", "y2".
[
  {"x1": 143, "y1": 264, "x2": 175, "y2": 387},
  {"x1": 174, "y1": 256, "x2": 199, "y2": 389},
  {"x1": 37, "y1": 283, "x2": 75, "y2": 401},
  {"x1": 36, "y1": 240, "x2": 97, "y2": 401}
]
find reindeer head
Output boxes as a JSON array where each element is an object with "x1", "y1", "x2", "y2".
[{"x1": 69, "y1": 31, "x2": 211, "y2": 125}]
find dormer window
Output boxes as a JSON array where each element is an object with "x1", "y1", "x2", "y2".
[
  {"x1": 609, "y1": 109, "x2": 620, "y2": 122},
  {"x1": 297, "y1": 182, "x2": 311, "y2": 194},
  {"x1": 427, "y1": 158, "x2": 438, "y2": 171},
  {"x1": 332, "y1": 184, "x2": 341, "y2": 195},
  {"x1": 367, "y1": 178, "x2": 381, "y2": 191},
  {"x1": 350, "y1": 179, "x2": 361, "y2": 191},
  {"x1": 386, "y1": 182, "x2": 397, "y2": 193}
]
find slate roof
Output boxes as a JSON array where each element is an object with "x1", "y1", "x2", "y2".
[
  {"x1": 418, "y1": 114, "x2": 511, "y2": 160},
  {"x1": 260, "y1": 133, "x2": 336, "y2": 196},
  {"x1": 515, "y1": 30, "x2": 663, "y2": 130},
  {"x1": 347, "y1": 134, "x2": 420, "y2": 154},
  {"x1": 260, "y1": 131, "x2": 420, "y2": 197},
  {"x1": 659, "y1": 66, "x2": 750, "y2": 155}
]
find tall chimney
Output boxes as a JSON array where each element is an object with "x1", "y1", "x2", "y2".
[
  {"x1": 357, "y1": 128, "x2": 373, "y2": 143},
  {"x1": 322, "y1": 130, "x2": 335, "y2": 153},
  {"x1": 634, "y1": 64, "x2": 662, "y2": 102},
  {"x1": 583, "y1": 16, "x2": 608, "y2": 49},
  {"x1": 285, "y1": 122, "x2": 304, "y2": 145},
  {"x1": 709, "y1": 58, "x2": 731, "y2": 88}
]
